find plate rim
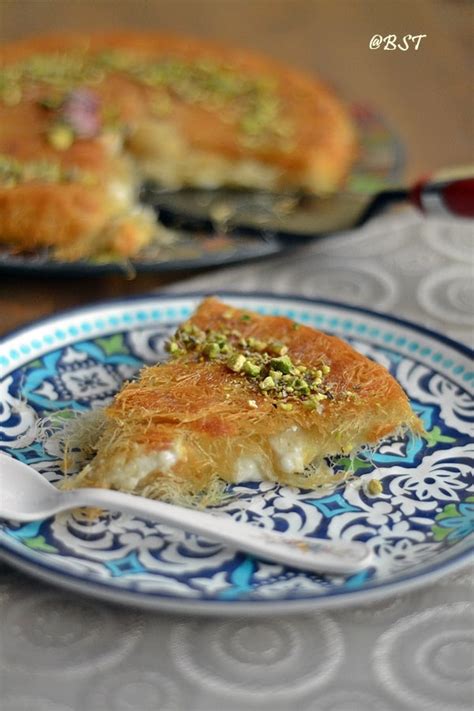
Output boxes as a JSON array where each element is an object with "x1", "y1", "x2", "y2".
[
  {"x1": 1, "y1": 545, "x2": 472, "y2": 616},
  {"x1": 1, "y1": 290, "x2": 473, "y2": 614},
  {"x1": 0, "y1": 235, "x2": 285, "y2": 277},
  {"x1": 1, "y1": 288, "x2": 473, "y2": 360}
]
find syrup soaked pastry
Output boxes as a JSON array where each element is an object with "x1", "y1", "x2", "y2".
[
  {"x1": 66, "y1": 298, "x2": 421, "y2": 504},
  {"x1": 0, "y1": 32, "x2": 356, "y2": 260}
]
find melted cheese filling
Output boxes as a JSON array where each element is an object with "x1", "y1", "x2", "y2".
[
  {"x1": 269, "y1": 425, "x2": 308, "y2": 474},
  {"x1": 93, "y1": 118, "x2": 284, "y2": 257},
  {"x1": 110, "y1": 449, "x2": 178, "y2": 490},
  {"x1": 99, "y1": 424, "x2": 316, "y2": 490},
  {"x1": 232, "y1": 425, "x2": 315, "y2": 483},
  {"x1": 81, "y1": 423, "x2": 320, "y2": 493},
  {"x1": 111, "y1": 424, "x2": 316, "y2": 490},
  {"x1": 127, "y1": 119, "x2": 282, "y2": 190},
  {"x1": 233, "y1": 454, "x2": 269, "y2": 484}
]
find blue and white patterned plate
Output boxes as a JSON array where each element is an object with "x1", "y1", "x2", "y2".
[{"x1": 0, "y1": 293, "x2": 472, "y2": 614}]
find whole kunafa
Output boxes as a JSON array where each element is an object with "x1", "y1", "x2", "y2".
[{"x1": 0, "y1": 32, "x2": 357, "y2": 260}]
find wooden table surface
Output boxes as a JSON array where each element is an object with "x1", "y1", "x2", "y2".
[{"x1": 0, "y1": 0, "x2": 472, "y2": 336}]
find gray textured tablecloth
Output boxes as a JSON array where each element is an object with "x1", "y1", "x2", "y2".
[{"x1": 1, "y1": 209, "x2": 473, "y2": 711}]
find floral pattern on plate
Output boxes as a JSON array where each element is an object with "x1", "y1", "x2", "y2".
[{"x1": 0, "y1": 293, "x2": 472, "y2": 612}]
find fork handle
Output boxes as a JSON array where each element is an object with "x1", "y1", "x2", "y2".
[{"x1": 68, "y1": 488, "x2": 372, "y2": 575}]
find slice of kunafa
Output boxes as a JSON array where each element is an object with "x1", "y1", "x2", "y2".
[{"x1": 66, "y1": 298, "x2": 422, "y2": 504}]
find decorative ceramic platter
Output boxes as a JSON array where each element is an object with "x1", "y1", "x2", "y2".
[{"x1": 0, "y1": 293, "x2": 472, "y2": 614}]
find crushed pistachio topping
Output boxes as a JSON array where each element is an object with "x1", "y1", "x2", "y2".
[
  {"x1": 165, "y1": 321, "x2": 335, "y2": 409},
  {"x1": 0, "y1": 154, "x2": 95, "y2": 187},
  {"x1": 0, "y1": 49, "x2": 293, "y2": 146}
]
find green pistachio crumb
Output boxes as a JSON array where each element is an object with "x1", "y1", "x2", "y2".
[
  {"x1": 269, "y1": 355, "x2": 293, "y2": 374},
  {"x1": 268, "y1": 341, "x2": 288, "y2": 356},
  {"x1": 260, "y1": 375, "x2": 275, "y2": 390},
  {"x1": 0, "y1": 153, "x2": 93, "y2": 186},
  {"x1": 227, "y1": 353, "x2": 246, "y2": 372},
  {"x1": 268, "y1": 369, "x2": 282, "y2": 382},
  {"x1": 162, "y1": 317, "x2": 338, "y2": 407},
  {"x1": 243, "y1": 360, "x2": 261, "y2": 377},
  {"x1": 203, "y1": 343, "x2": 220, "y2": 359},
  {"x1": 367, "y1": 479, "x2": 383, "y2": 496},
  {"x1": 294, "y1": 378, "x2": 310, "y2": 394},
  {"x1": 47, "y1": 123, "x2": 75, "y2": 150},
  {"x1": 167, "y1": 340, "x2": 180, "y2": 354},
  {"x1": 247, "y1": 337, "x2": 266, "y2": 352},
  {"x1": 240, "y1": 313, "x2": 252, "y2": 322},
  {"x1": 38, "y1": 96, "x2": 63, "y2": 111},
  {"x1": 2, "y1": 48, "x2": 293, "y2": 146}
]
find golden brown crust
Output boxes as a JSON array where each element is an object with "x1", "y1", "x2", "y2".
[
  {"x1": 0, "y1": 183, "x2": 106, "y2": 252},
  {"x1": 0, "y1": 32, "x2": 356, "y2": 172},
  {"x1": 0, "y1": 31, "x2": 357, "y2": 259},
  {"x1": 113, "y1": 297, "x2": 419, "y2": 445}
]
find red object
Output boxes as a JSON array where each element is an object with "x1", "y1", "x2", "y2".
[
  {"x1": 410, "y1": 176, "x2": 474, "y2": 218},
  {"x1": 442, "y1": 179, "x2": 474, "y2": 218}
]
